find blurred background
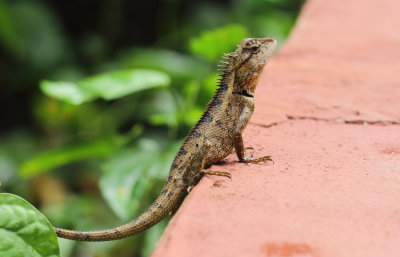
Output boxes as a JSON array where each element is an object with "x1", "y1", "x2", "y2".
[{"x1": 0, "y1": 0, "x2": 303, "y2": 256}]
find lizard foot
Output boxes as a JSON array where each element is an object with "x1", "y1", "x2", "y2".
[
  {"x1": 202, "y1": 170, "x2": 232, "y2": 179},
  {"x1": 240, "y1": 155, "x2": 273, "y2": 164}
]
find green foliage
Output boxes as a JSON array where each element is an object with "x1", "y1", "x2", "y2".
[
  {"x1": 189, "y1": 24, "x2": 249, "y2": 61},
  {"x1": 0, "y1": 193, "x2": 60, "y2": 257},
  {"x1": 118, "y1": 48, "x2": 208, "y2": 82},
  {"x1": 0, "y1": 0, "x2": 301, "y2": 256},
  {"x1": 100, "y1": 138, "x2": 181, "y2": 220},
  {"x1": 40, "y1": 69, "x2": 171, "y2": 105},
  {"x1": 20, "y1": 136, "x2": 127, "y2": 177}
]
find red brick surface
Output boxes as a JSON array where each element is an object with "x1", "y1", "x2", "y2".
[{"x1": 152, "y1": 0, "x2": 400, "y2": 256}]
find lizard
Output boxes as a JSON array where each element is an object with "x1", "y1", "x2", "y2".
[{"x1": 54, "y1": 37, "x2": 277, "y2": 241}]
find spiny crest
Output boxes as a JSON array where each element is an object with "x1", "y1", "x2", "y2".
[
  {"x1": 216, "y1": 51, "x2": 237, "y2": 87},
  {"x1": 219, "y1": 52, "x2": 237, "y2": 71}
]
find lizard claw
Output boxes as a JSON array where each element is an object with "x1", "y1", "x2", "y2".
[{"x1": 241, "y1": 155, "x2": 273, "y2": 164}]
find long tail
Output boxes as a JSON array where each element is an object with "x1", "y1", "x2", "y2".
[{"x1": 54, "y1": 177, "x2": 187, "y2": 241}]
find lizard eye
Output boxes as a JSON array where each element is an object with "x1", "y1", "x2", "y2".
[{"x1": 250, "y1": 46, "x2": 260, "y2": 53}]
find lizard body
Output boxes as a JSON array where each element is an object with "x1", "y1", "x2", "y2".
[{"x1": 55, "y1": 37, "x2": 277, "y2": 241}]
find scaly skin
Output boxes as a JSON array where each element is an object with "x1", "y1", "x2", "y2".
[{"x1": 54, "y1": 37, "x2": 277, "y2": 241}]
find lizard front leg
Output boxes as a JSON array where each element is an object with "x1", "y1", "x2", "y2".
[
  {"x1": 231, "y1": 146, "x2": 254, "y2": 154},
  {"x1": 233, "y1": 103, "x2": 272, "y2": 163},
  {"x1": 234, "y1": 133, "x2": 272, "y2": 163}
]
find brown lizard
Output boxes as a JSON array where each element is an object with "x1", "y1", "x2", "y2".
[{"x1": 54, "y1": 37, "x2": 277, "y2": 241}]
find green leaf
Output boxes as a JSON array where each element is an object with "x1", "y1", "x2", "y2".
[
  {"x1": 189, "y1": 24, "x2": 249, "y2": 61},
  {"x1": 57, "y1": 238, "x2": 75, "y2": 257},
  {"x1": 0, "y1": 193, "x2": 60, "y2": 257},
  {"x1": 40, "y1": 69, "x2": 171, "y2": 105},
  {"x1": 118, "y1": 48, "x2": 208, "y2": 81},
  {"x1": 40, "y1": 80, "x2": 91, "y2": 105},
  {"x1": 20, "y1": 137, "x2": 126, "y2": 177},
  {"x1": 79, "y1": 69, "x2": 171, "y2": 100},
  {"x1": 99, "y1": 138, "x2": 181, "y2": 220},
  {"x1": 142, "y1": 218, "x2": 169, "y2": 256}
]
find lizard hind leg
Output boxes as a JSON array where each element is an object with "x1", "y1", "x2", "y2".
[
  {"x1": 187, "y1": 170, "x2": 232, "y2": 193},
  {"x1": 201, "y1": 170, "x2": 232, "y2": 179},
  {"x1": 186, "y1": 141, "x2": 232, "y2": 193},
  {"x1": 185, "y1": 140, "x2": 212, "y2": 193}
]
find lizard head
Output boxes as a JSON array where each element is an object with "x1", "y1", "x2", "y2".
[{"x1": 229, "y1": 37, "x2": 277, "y2": 95}]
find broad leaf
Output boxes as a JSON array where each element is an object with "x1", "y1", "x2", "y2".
[
  {"x1": 79, "y1": 69, "x2": 170, "y2": 100},
  {"x1": 20, "y1": 137, "x2": 126, "y2": 177},
  {"x1": 0, "y1": 193, "x2": 60, "y2": 257},
  {"x1": 99, "y1": 138, "x2": 181, "y2": 220},
  {"x1": 118, "y1": 48, "x2": 208, "y2": 81},
  {"x1": 40, "y1": 80, "x2": 91, "y2": 105},
  {"x1": 40, "y1": 69, "x2": 171, "y2": 105}
]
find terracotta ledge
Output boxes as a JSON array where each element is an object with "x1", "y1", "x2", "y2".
[{"x1": 152, "y1": 0, "x2": 400, "y2": 256}]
